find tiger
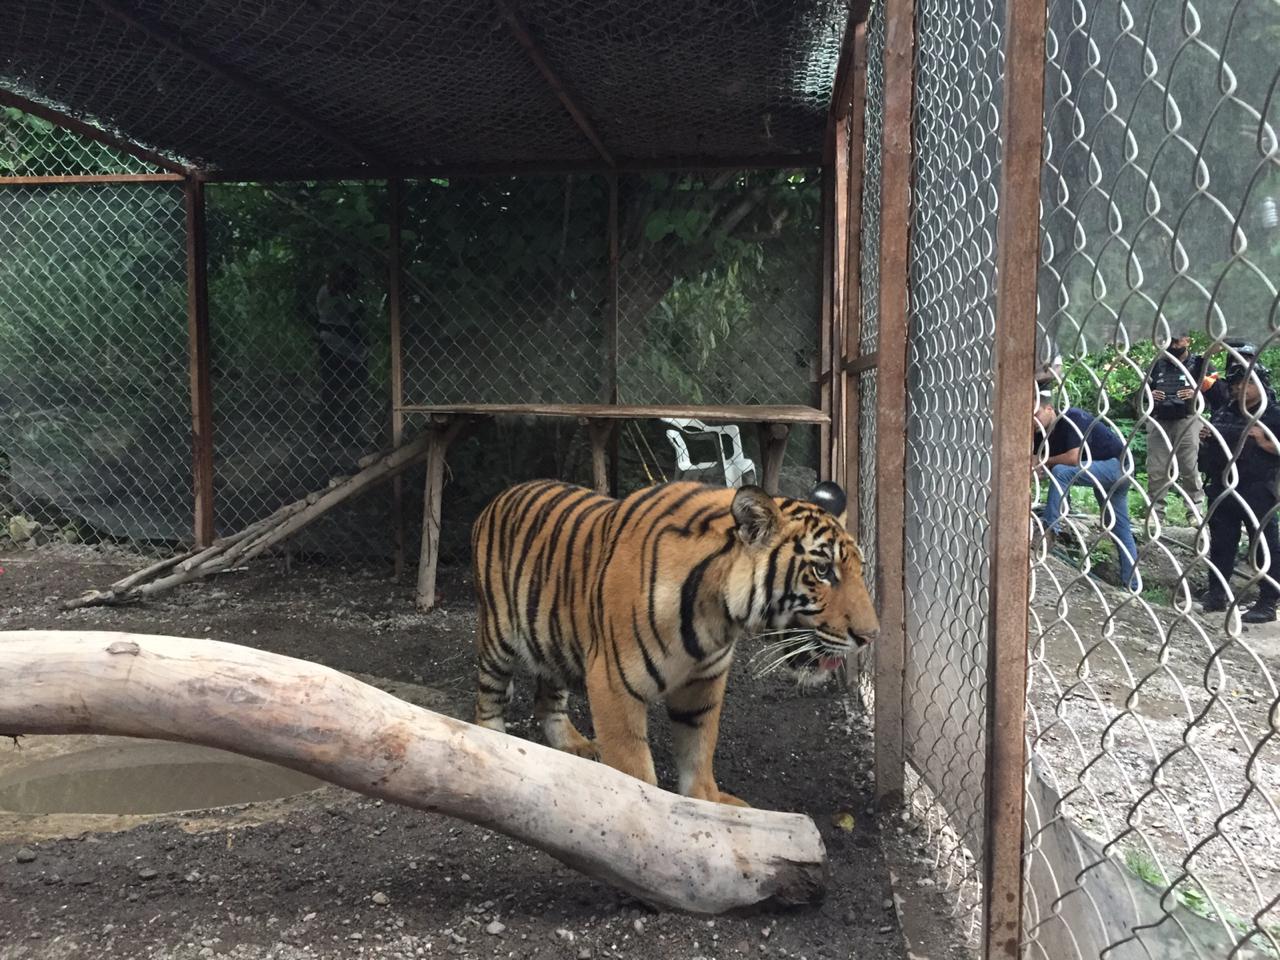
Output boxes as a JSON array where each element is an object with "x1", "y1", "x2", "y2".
[{"x1": 470, "y1": 478, "x2": 879, "y2": 807}]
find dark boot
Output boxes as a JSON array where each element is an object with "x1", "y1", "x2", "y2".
[
  {"x1": 1201, "y1": 591, "x2": 1229, "y2": 613},
  {"x1": 1243, "y1": 599, "x2": 1278, "y2": 624}
]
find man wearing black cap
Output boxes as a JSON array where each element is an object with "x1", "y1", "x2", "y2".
[
  {"x1": 1141, "y1": 332, "x2": 1223, "y2": 521},
  {"x1": 1199, "y1": 346, "x2": 1280, "y2": 622}
]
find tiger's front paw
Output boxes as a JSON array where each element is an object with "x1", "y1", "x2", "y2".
[
  {"x1": 563, "y1": 736, "x2": 600, "y2": 761},
  {"x1": 716, "y1": 790, "x2": 751, "y2": 808}
]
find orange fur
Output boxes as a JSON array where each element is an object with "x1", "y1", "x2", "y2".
[{"x1": 471, "y1": 480, "x2": 879, "y2": 806}]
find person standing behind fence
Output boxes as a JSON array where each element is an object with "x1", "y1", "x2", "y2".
[
  {"x1": 1034, "y1": 399, "x2": 1139, "y2": 590},
  {"x1": 1138, "y1": 332, "x2": 1223, "y2": 522},
  {"x1": 314, "y1": 263, "x2": 368, "y2": 442},
  {"x1": 1198, "y1": 353, "x2": 1280, "y2": 623}
]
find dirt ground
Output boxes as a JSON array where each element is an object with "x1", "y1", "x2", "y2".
[{"x1": 0, "y1": 547, "x2": 962, "y2": 960}]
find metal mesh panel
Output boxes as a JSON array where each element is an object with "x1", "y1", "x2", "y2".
[
  {"x1": 401, "y1": 175, "x2": 607, "y2": 406},
  {"x1": 617, "y1": 170, "x2": 822, "y2": 406},
  {"x1": 1026, "y1": 0, "x2": 1280, "y2": 955},
  {"x1": 206, "y1": 181, "x2": 393, "y2": 559},
  {"x1": 0, "y1": 182, "x2": 191, "y2": 547},
  {"x1": 1, "y1": 104, "x2": 153, "y2": 176},
  {"x1": 902, "y1": 0, "x2": 1006, "y2": 899},
  {"x1": 2, "y1": 0, "x2": 845, "y2": 173}
]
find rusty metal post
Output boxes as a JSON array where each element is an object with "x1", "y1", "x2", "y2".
[
  {"x1": 818, "y1": 164, "x2": 835, "y2": 482},
  {"x1": 982, "y1": 0, "x2": 1047, "y2": 954},
  {"x1": 388, "y1": 178, "x2": 407, "y2": 578},
  {"x1": 183, "y1": 178, "x2": 216, "y2": 548},
  {"x1": 843, "y1": 24, "x2": 868, "y2": 533},
  {"x1": 873, "y1": 0, "x2": 916, "y2": 810}
]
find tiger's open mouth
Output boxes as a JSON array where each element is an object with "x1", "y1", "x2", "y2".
[{"x1": 748, "y1": 629, "x2": 869, "y2": 681}]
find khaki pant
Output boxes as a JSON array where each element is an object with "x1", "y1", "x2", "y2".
[{"x1": 1146, "y1": 416, "x2": 1203, "y2": 516}]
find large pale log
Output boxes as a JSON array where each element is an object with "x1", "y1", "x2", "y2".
[{"x1": 0, "y1": 631, "x2": 826, "y2": 914}]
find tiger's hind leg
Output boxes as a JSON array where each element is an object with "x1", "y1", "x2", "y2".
[
  {"x1": 534, "y1": 677, "x2": 597, "y2": 759},
  {"x1": 474, "y1": 618, "x2": 516, "y2": 733}
]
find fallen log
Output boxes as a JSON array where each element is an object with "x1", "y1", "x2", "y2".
[
  {"x1": 64, "y1": 433, "x2": 437, "y2": 610},
  {"x1": 0, "y1": 631, "x2": 826, "y2": 914}
]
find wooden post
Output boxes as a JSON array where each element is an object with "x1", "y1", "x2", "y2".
[
  {"x1": 184, "y1": 178, "x2": 216, "y2": 548},
  {"x1": 388, "y1": 178, "x2": 406, "y2": 578},
  {"x1": 873, "y1": 0, "x2": 916, "y2": 811},
  {"x1": 830, "y1": 115, "x2": 851, "y2": 491},
  {"x1": 584, "y1": 419, "x2": 614, "y2": 495},
  {"x1": 843, "y1": 24, "x2": 868, "y2": 535},
  {"x1": 983, "y1": 0, "x2": 1047, "y2": 954},
  {"x1": 757, "y1": 423, "x2": 791, "y2": 495},
  {"x1": 416, "y1": 416, "x2": 465, "y2": 612}
]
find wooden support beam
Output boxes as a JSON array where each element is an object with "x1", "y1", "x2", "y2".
[
  {"x1": 757, "y1": 423, "x2": 792, "y2": 495},
  {"x1": 0, "y1": 172, "x2": 185, "y2": 185},
  {"x1": 184, "y1": 178, "x2": 216, "y2": 548},
  {"x1": 873, "y1": 0, "x2": 916, "y2": 811},
  {"x1": 583, "y1": 419, "x2": 615, "y2": 495},
  {"x1": 416, "y1": 417, "x2": 468, "y2": 612},
  {"x1": 982, "y1": 0, "x2": 1047, "y2": 954},
  {"x1": 606, "y1": 175, "x2": 620, "y2": 404},
  {"x1": 0, "y1": 88, "x2": 189, "y2": 175},
  {"x1": 388, "y1": 179, "x2": 407, "y2": 579},
  {"x1": 86, "y1": 0, "x2": 381, "y2": 166},
  {"x1": 495, "y1": 0, "x2": 615, "y2": 167}
]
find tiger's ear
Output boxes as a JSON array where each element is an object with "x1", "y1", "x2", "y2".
[
  {"x1": 731, "y1": 486, "x2": 782, "y2": 547},
  {"x1": 808, "y1": 481, "x2": 848, "y2": 527}
]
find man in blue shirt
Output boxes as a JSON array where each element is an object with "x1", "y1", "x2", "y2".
[{"x1": 1034, "y1": 398, "x2": 1139, "y2": 590}]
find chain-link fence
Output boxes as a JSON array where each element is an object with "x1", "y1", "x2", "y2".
[
  {"x1": 1, "y1": 112, "x2": 191, "y2": 553},
  {"x1": 852, "y1": 0, "x2": 1280, "y2": 953},
  {"x1": 1025, "y1": 0, "x2": 1280, "y2": 954},
  {"x1": 3, "y1": 117, "x2": 826, "y2": 565}
]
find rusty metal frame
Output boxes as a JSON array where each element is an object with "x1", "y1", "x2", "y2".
[
  {"x1": 841, "y1": 23, "x2": 869, "y2": 531},
  {"x1": 0, "y1": 88, "x2": 189, "y2": 175},
  {"x1": 87, "y1": 0, "x2": 382, "y2": 166},
  {"x1": 818, "y1": 163, "x2": 835, "y2": 481},
  {"x1": 183, "y1": 177, "x2": 216, "y2": 547},
  {"x1": 981, "y1": 0, "x2": 1047, "y2": 954},
  {"x1": 0, "y1": 172, "x2": 185, "y2": 185},
  {"x1": 873, "y1": 0, "x2": 916, "y2": 811}
]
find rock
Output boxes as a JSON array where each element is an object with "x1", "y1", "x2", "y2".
[
  {"x1": 577, "y1": 948, "x2": 593, "y2": 960},
  {"x1": 555, "y1": 929, "x2": 575, "y2": 943},
  {"x1": 15, "y1": 848, "x2": 37, "y2": 864},
  {"x1": 303, "y1": 913, "x2": 317, "y2": 922},
  {"x1": 348, "y1": 932, "x2": 363, "y2": 941},
  {"x1": 485, "y1": 920, "x2": 506, "y2": 936},
  {"x1": 199, "y1": 949, "x2": 215, "y2": 958},
  {"x1": 878, "y1": 924, "x2": 894, "y2": 934},
  {"x1": 372, "y1": 892, "x2": 390, "y2": 906},
  {"x1": 883, "y1": 898, "x2": 894, "y2": 909},
  {"x1": 633, "y1": 918, "x2": 645, "y2": 935},
  {"x1": 138, "y1": 868, "x2": 159, "y2": 881},
  {"x1": 7, "y1": 515, "x2": 41, "y2": 544}
]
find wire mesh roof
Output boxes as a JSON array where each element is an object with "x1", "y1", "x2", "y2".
[{"x1": 1, "y1": 0, "x2": 852, "y2": 176}]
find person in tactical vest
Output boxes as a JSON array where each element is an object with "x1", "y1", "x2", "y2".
[
  {"x1": 1140, "y1": 332, "x2": 1224, "y2": 521},
  {"x1": 1199, "y1": 348, "x2": 1280, "y2": 622}
]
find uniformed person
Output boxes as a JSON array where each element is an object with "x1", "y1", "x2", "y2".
[{"x1": 1199, "y1": 349, "x2": 1280, "y2": 622}]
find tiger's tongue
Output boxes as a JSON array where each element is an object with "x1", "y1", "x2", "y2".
[{"x1": 818, "y1": 655, "x2": 844, "y2": 670}]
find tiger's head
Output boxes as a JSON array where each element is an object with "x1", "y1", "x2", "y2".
[{"x1": 731, "y1": 481, "x2": 879, "y2": 683}]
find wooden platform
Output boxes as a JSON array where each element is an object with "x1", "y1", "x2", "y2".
[{"x1": 399, "y1": 403, "x2": 829, "y2": 610}]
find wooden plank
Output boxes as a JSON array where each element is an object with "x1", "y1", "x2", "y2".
[
  {"x1": 184, "y1": 178, "x2": 216, "y2": 548},
  {"x1": 496, "y1": 0, "x2": 614, "y2": 167},
  {"x1": 395, "y1": 403, "x2": 829, "y2": 425},
  {"x1": 87, "y1": 0, "x2": 380, "y2": 166},
  {"x1": 982, "y1": 0, "x2": 1047, "y2": 954},
  {"x1": 873, "y1": 0, "x2": 916, "y2": 811},
  {"x1": 0, "y1": 172, "x2": 185, "y2": 185},
  {"x1": 843, "y1": 351, "x2": 879, "y2": 375},
  {"x1": 830, "y1": 112, "x2": 852, "y2": 490},
  {"x1": 0, "y1": 89, "x2": 188, "y2": 175},
  {"x1": 843, "y1": 24, "x2": 869, "y2": 535},
  {"x1": 388, "y1": 179, "x2": 407, "y2": 579}
]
